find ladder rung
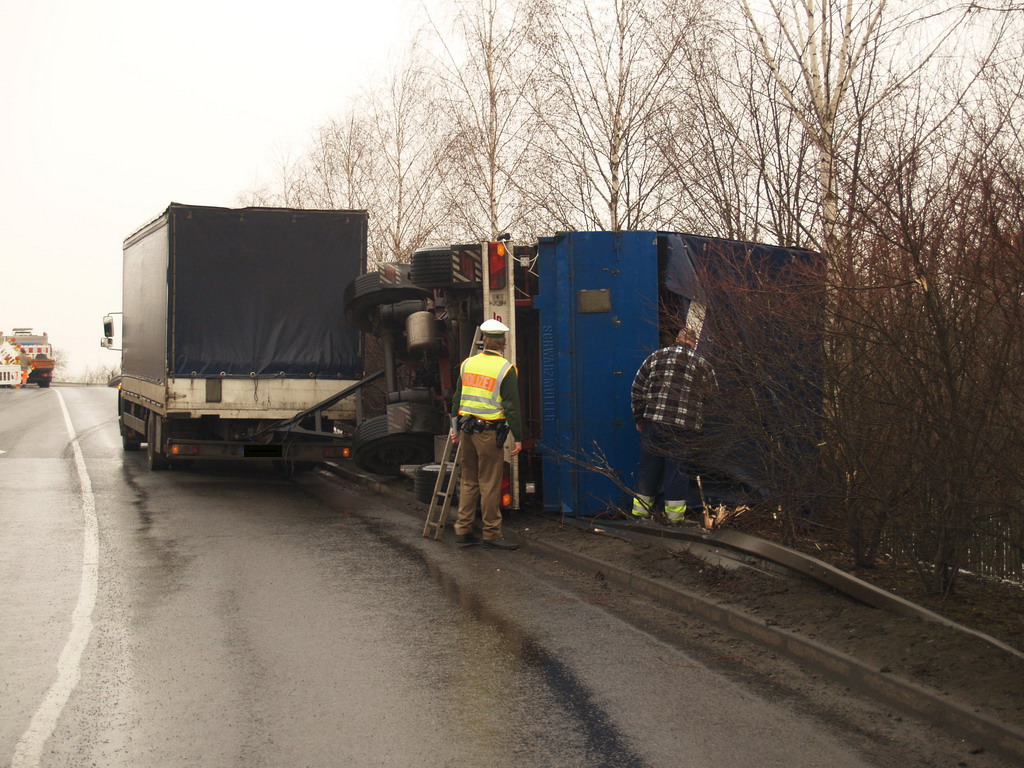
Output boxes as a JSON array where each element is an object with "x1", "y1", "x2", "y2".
[{"x1": 422, "y1": 433, "x2": 463, "y2": 541}]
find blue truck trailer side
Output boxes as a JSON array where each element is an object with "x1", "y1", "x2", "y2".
[
  {"x1": 534, "y1": 231, "x2": 818, "y2": 517},
  {"x1": 534, "y1": 231, "x2": 662, "y2": 517}
]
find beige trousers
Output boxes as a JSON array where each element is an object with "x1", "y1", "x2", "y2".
[{"x1": 454, "y1": 430, "x2": 505, "y2": 540}]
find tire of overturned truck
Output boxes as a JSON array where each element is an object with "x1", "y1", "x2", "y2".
[
  {"x1": 409, "y1": 248, "x2": 459, "y2": 288},
  {"x1": 343, "y1": 271, "x2": 430, "y2": 333},
  {"x1": 351, "y1": 414, "x2": 434, "y2": 477},
  {"x1": 413, "y1": 463, "x2": 457, "y2": 505}
]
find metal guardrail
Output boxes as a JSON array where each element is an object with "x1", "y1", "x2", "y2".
[{"x1": 558, "y1": 516, "x2": 1024, "y2": 664}]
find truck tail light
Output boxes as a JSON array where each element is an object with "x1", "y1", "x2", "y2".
[
  {"x1": 488, "y1": 241, "x2": 507, "y2": 291},
  {"x1": 170, "y1": 444, "x2": 200, "y2": 456},
  {"x1": 322, "y1": 446, "x2": 351, "y2": 459},
  {"x1": 500, "y1": 470, "x2": 512, "y2": 509}
]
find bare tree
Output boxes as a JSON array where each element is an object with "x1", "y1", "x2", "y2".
[
  {"x1": 664, "y1": 37, "x2": 818, "y2": 246},
  {"x1": 522, "y1": 0, "x2": 704, "y2": 231},
  {"x1": 49, "y1": 347, "x2": 69, "y2": 380},
  {"x1": 300, "y1": 113, "x2": 379, "y2": 211},
  {"x1": 364, "y1": 41, "x2": 451, "y2": 264},
  {"x1": 737, "y1": 0, "x2": 969, "y2": 258},
  {"x1": 243, "y1": 44, "x2": 449, "y2": 265},
  {"x1": 807, "y1": 15, "x2": 1024, "y2": 592},
  {"x1": 426, "y1": 0, "x2": 537, "y2": 242},
  {"x1": 237, "y1": 144, "x2": 311, "y2": 208}
]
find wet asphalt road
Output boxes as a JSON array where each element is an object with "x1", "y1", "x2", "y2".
[{"x1": 2, "y1": 386, "x2": 902, "y2": 767}]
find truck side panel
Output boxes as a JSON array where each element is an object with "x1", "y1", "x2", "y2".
[
  {"x1": 122, "y1": 217, "x2": 171, "y2": 385},
  {"x1": 536, "y1": 231, "x2": 661, "y2": 517},
  {"x1": 165, "y1": 377, "x2": 358, "y2": 420}
]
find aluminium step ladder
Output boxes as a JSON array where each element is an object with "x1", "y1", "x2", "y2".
[
  {"x1": 422, "y1": 431, "x2": 463, "y2": 540},
  {"x1": 423, "y1": 325, "x2": 487, "y2": 540},
  {"x1": 423, "y1": 325, "x2": 483, "y2": 541}
]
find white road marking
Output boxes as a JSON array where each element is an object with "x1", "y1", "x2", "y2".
[{"x1": 11, "y1": 390, "x2": 99, "y2": 767}]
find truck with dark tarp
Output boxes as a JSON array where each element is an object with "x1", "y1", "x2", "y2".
[{"x1": 103, "y1": 203, "x2": 367, "y2": 470}]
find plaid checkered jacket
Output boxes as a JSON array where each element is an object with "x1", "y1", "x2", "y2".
[{"x1": 631, "y1": 343, "x2": 716, "y2": 430}]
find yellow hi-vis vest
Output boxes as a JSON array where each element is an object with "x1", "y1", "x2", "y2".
[{"x1": 458, "y1": 352, "x2": 514, "y2": 421}]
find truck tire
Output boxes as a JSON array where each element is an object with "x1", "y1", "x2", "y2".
[
  {"x1": 118, "y1": 395, "x2": 142, "y2": 451},
  {"x1": 121, "y1": 421, "x2": 142, "y2": 452},
  {"x1": 413, "y1": 463, "x2": 457, "y2": 505},
  {"x1": 38, "y1": 380, "x2": 51, "y2": 388},
  {"x1": 410, "y1": 245, "x2": 484, "y2": 290},
  {"x1": 343, "y1": 269, "x2": 429, "y2": 332},
  {"x1": 146, "y1": 412, "x2": 170, "y2": 471},
  {"x1": 409, "y1": 248, "x2": 456, "y2": 288},
  {"x1": 351, "y1": 415, "x2": 433, "y2": 477},
  {"x1": 274, "y1": 460, "x2": 316, "y2": 476}
]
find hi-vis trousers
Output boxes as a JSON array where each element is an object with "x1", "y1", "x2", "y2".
[{"x1": 632, "y1": 422, "x2": 698, "y2": 523}]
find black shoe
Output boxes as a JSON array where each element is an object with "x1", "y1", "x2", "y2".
[
  {"x1": 455, "y1": 532, "x2": 480, "y2": 546},
  {"x1": 483, "y1": 537, "x2": 519, "y2": 550}
]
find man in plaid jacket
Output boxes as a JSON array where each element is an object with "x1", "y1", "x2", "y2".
[{"x1": 630, "y1": 327, "x2": 716, "y2": 524}]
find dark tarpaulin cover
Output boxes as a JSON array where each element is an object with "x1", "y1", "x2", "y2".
[
  {"x1": 667, "y1": 232, "x2": 823, "y2": 494},
  {"x1": 169, "y1": 205, "x2": 366, "y2": 378},
  {"x1": 663, "y1": 233, "x2": 705, "y2": 302}
]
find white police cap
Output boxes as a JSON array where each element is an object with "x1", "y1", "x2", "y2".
[{"x1": 480, "y1": 319, "x2": 510, "y2": 336}]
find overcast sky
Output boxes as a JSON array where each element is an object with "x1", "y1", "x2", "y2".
[{"x1": 0, "y1": 0, "x2": 421, "y2": 376}]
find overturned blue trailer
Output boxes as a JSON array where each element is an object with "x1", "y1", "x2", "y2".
[
  {"x1": 532, "y1": 231, "x2": 819, "y2": 517},
  {"x1": 343, "y1": 229, "x2": 819, "y2": 519}
]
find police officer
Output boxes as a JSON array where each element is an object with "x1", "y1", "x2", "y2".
[{"x1": 450, "y1": 319, "x2": 523, "y2": 549}]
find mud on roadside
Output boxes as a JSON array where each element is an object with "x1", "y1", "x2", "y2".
[{"x1": 505, "y1": 512, "x2": 1024, "y2": 733}]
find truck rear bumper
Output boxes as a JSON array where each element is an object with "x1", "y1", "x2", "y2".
[{"x1": 164, "y1": 439, "x2": 351, "y2": 462}]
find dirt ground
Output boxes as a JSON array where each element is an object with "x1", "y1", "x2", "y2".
[
  {"x1": 499, "y1": 509, "x2": 1024, "y2": 737},
  {"x1": 356, "y1": 461, "x2": 1024, "y2": 765}
]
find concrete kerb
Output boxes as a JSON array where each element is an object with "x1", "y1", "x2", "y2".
[{"x1": 321, "y1": 460, "x2": 1024, "y2": 764}]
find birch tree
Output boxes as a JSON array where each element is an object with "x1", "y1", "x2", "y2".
[
  {"x1": 737, "y1": 0, "x2": 964, "y2": 257},
  {"x1": 428, "y1": 0, "x2": 535, "y2": 241},
  {"x1": 365, "y1": 43, "x2": 449, "y2": 264},
  {"x1": 299, "y1": 113, "x2": 379, "y2": 211},
  {"x1": 664, "y1": 39, "x2": 818, "y2": 246},
  {"x1": 523, "y1": 0, "x2": 704, "y2": 231}
]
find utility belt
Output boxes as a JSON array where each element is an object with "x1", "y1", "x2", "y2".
[
  {"x1": 459, "y1": 415, "x2": 501, "y2": 432},
  {"x1": 458, "y1": 415, "x2": 510, "y2": 445}
]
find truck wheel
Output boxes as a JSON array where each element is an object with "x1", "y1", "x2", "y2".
[
  {"x1": 351, "y1": 415, "x2": 433, "y2": 477},
  {"x1": 273, "y1": 460, "x2": 316, "y2": 476},
  {"x1": 122, "y1": 425, "x2": 142, "y2": 452},
  {"x1": 146, "y1": 413, "x2": 170, "y2": 471},
  {"x1": 413, "y1": 463, "x2": 457, "y2": 505},
  {"x1": 343, "y1": 269, "x2": 429, "y2": 332},
  {"x1": 38, "y1": 380, "x2": 51, "y2": 388},
  {"x1": 409, "y1": 248, "x2": 456, "y2": 288},
  {"x1": 118, "y1": 396, "x2": 141, "y2": 450}
]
